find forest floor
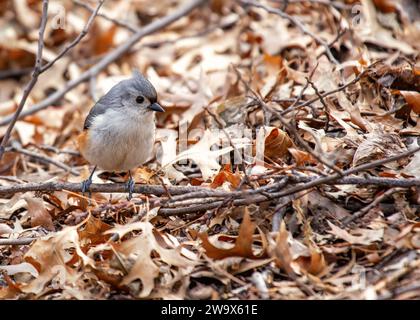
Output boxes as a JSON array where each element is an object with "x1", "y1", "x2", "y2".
[{"x1": 0, "y1": 0, "x2": 419, "y2": 299}]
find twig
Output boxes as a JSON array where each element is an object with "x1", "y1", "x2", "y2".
[
  {"x1": 40, "y1": 0, "x2": 105, "y2": 73},
  {"x1": 306, "y1": 77, "x2": 331, "y2": 131},
  {"x1": 7, "y1": 142, "x2": 79, "y2": 176},
  {"x1": 0, "y1": 238, "x2": 36, "y2": 246},
  {"x1": 276, "y1": 0, "x2": 352, "y2": 10},
  {"x1": 233, "y1": 66, "x2": 343, "y2": 175},
  {"x1": 0, "y1": 0, "x2": 207, "y2": 127},
  {"x1": 316, "y1": 28, "x2": 347, "y2": 60},
  {"x1": 274, "y1": 145, "x2": 420, "y2": 198},
  {"x1": 272, "y1": 104, "x2": 343, "y2": 174},
  {"x1": 287, "y1": 64, "x2": 318, "y2": 110},
  {"x1": 72, "y1": 0, "x2": 137, "y2": 33},
  {"x1": 0, "y1": 182, "x2": 206, "y2": 196},
  {"x1": 241, "y1": 0, "x2": 339, "y2": 64},
  {"x1": 0, "y1": 0, "x2": 49, "y2": 161},
  {"x1": 0, "y1": 0, "x2": 105, "y2": 161},
  {"x1": 34, "y1": 144, "x2": 80, "y2": 156},
  {"x1": 280, "y1": 70, "x2": 367, "y2": 116},
  {"x1": 0, "y1": 175, "x2": 419, "y2": 206},
  {"x1": 342, "y1": 188, "x2": 401, "y2": 226}
]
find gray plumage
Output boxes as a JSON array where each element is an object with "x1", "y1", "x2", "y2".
[{"x1": 84, "y1": 71, "x2": 157, "y2": 129}]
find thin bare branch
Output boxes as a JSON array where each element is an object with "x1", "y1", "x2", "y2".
[
  {"x1": 342, "y1": 188, "x2": 401, "y2": 226},
  {"x1": 72, "y1": 0, "x2": 137, "y2": 33},
  {"x1": 0, "y1": 0, "x2": 208, "y2": 127},
  {"x1": 0, "y1": 0, "x2": 49, "y2": 160},
  {"x1": 0, "y1": 238, "x2": 36, "y2": 246},
  {"x1": 241, "y1": 0, "x2": 339, "y2": 64},
  {"x1": 39, "y1": 0, "x2": 105, "y2": 73},
  {"x1": 0, "y1": 175, "x2": 418, "y2": 200},
  {"x1": 7, "y1": 142, "x2": 79, "y2": 176}
]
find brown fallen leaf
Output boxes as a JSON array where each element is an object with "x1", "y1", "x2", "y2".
[
  {"x1": 78, "y1": 214, "x2": 112, "y2": 245},
  {"x1": 352, "y1": 127, "x2": 408, "y2": 167},
  {"x1": 327, "y1": 221, "x2": 384, "y2": 245},
  {"x1": 109, "y1": 221, "x2": 196, "y2": 297},
  {"x1": 264, "y1": 127, "x2": 293, "y2": 162},
  {"x1": 24, "y1": 196, "x2": 55, "y2": 231},
  {"x1": 272, "y1": 220, "x2": 294, "y2": 275},
  {"x1": 92, "y1": 24, "x2": 117, "y2": 55},
  {"x1": 210, "y1": 164, "x2": 242, "y2": 189},
  {"x1": 395, "y1": 90, "x2": 420, "y2": 114},
  {"x1": 373, "y1": 0, "x2": 398, "y2": 13},
  {"x1": 198, "y1": 209, "x2": 267, "y2": 260},
  {"x1": 295, "y1": 244, "x2": 327, "y2": 276},
  {"x1": 22, "y1": 225, "x2": 94, "y2": 295},
  {"x1": 288, "y1": 147, "x2": 316, "y2": 166}
]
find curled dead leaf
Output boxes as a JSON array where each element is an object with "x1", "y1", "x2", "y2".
[
  {"x1": 272, "y1": 221, "x2": 294, "y2": 275},
  {"x1": 198, "y1": 210, "x2": 267, "y2": 260},
  {"x1": 22, "y1": 224, "x2": 94, "y2": 294},
  {"x1": 394, "y1": 90, "x2": 420, "y2": 115},
  {"x1": 24, "y1": 196, "x2": 55, "y2": 231},
  {"x1": 288, "y1": 147, "x2": 316, "y2": 166},
  {"x1": 210, "y1": 164, "x2": 241, "y2": 189},
  {"x1": 295, "y1": 244, "x2": 327, "y2": 276},
  {"x1": 78, "y1": 215, "x2": 112, "y2": 245},
  {"x1": 353, "y1": 127, "x2": 408, "y2": 167},
  {"x1": 264, "y1": 127, "x2": 293, "y2": 162}
]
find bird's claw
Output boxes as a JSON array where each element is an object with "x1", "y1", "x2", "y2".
[
  {"x1": 81, "y1": 166, "x2": 97, "y2": 199},
  {"x1": 126, "y1": 177, "x2": 135, "y2": 201},
  {"x1": 81, "y1": 178, "x2": 92, "y2": 194}
]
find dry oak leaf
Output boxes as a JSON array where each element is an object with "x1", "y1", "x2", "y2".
[
  {"x1": 165, "y1": 129, "x2": 244, "y2": 180},
  {"x1": 394, "y1": 90, "x2": 420, "y2": 115},
  {"x1": 327, "y1": 221, "x2": 384, "y2": 246},
  {"x1": 264, "y1": 127, "x2": 293, "y2": 162},
  {"x1": 271, "y1": 221, "x2": 327, "y2": 276},
  {"x1": 24, "y1": 196, "x2": 55, "y2": 231},
  {"x1": 272, "y1": 221, "x2": 294, "y2": 275},
  {"x1": 288, "y1": 147, "x2": 316, "y2": 166},
  {"x1": 352, "y1": 127, "x2": 407, "y2": 167},
  {"x1": 197, "y1": 210, "x2": 267, "y2": 260},
  {"x1": 78, "y1": 215, "x2": 112, "y2": 246},
  {"x1": 22, "y1": 224, "x2": 94, "y2": 294},
  {"x1": 108, "y1": 221, "x2": 196, "y2": 298},
  {"x1": 391, "y1": 222, "x2": 420, "y2": 249},
  {"x1": 401, "y1": 141, "x2": 420, "y2": 178},
  {"x1": 210, "y1": 164, "x2": 241, "y2": 189},
  {"x1": 295, "y1": 245, "x2": 327, "y2": 276}
]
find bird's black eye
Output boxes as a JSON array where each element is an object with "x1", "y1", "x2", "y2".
[{"x1": 136, "y1": 96, "x2": 145, "y2": 104}]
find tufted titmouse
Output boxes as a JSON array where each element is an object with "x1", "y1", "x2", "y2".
[{"x1": 77, "y1": 70, "x2": 164, "y2": 199}]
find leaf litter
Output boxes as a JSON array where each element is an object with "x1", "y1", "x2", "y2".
[{"x1": 0, "y1": 0, "x2": 419, "y2": 300}]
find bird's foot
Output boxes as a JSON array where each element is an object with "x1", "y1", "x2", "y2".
[
  {"x1": 81, "y1": 177, "x2": 93, "y2": 201},
  {"x1": 81, "y1": 166, "x2": 97, "y2": 199},
  {"x1": 81, "y1": 177, "x2": 92, "y2": 194},
  {"x1": 126, "y1": 176, "x2": 135, "y2": 201}
]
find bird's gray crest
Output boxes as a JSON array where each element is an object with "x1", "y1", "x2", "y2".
[
  {"x1": 131, "y1": 70, "x2": 157, "y2": 102},
  {"x1": 83, "y1": 71, "x2": 158, "y2": 129}
]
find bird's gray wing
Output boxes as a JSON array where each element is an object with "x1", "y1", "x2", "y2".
[
  {"x1": 83, "y1": 101, "x2": 109, "y2": 129},
  {"x1": 83, "y1": 84, "x2": 123, "y2": 129}
]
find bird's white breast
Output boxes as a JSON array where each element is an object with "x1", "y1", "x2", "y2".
[{"x1": 84, "y1": 107, "x2": 156, "y2": 171}]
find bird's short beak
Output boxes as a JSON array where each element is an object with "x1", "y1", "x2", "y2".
[{"x1": 148, "y1": 102, "x2": 165, "y2": 112}]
